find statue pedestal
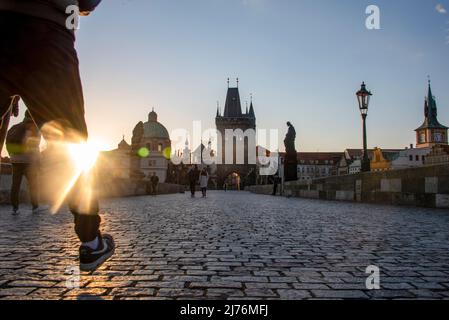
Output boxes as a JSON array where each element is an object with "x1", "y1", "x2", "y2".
[{"x1": 284, "y1": 152, "x2": 298, "y2": 182}]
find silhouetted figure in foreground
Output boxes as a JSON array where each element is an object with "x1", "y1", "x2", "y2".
[{"x1": 0, "y1": 1, "x2": 115, "y2": 272}]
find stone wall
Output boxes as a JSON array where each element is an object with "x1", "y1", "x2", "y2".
[
  {"x1": 247, "y1": 164, "x2": 449, "y2": 209},
  {"x1": 0, "y1": 174, "x2": 184, "y2": 205}
]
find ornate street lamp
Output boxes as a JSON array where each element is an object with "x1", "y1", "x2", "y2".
[{"x1": 356, "y1": 82, "x2": 372, "y2": 172}]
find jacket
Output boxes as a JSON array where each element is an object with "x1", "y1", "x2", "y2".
[
  {"x1": 7, "y1": 121, "x2": 41, "y2": 164},
  {"x1": 0, "y1": 0, "x2": 101, "y2": 27}
]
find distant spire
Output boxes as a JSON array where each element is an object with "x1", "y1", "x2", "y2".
[
  {"x1": 216, "y1": 101, "x2": 220, "y2": 117},
  {"x1": 249, "y1": 94, "x2": 255, "y2": 118},
  {"x1": 417, "y1": 78, "x2": 448, "y2": 132},
  {"x1": 227, "y1": 78, "x2": 230, "y2": 88},
  {"x1": 236, "y1": 77, "x2": 239, "y2": 88},
  {"x1": 245, "y1": 101, "x2": 248, "y2": 114},
  {"x1": 428, "y1": 78, "x2": 433, "y2": 100}
]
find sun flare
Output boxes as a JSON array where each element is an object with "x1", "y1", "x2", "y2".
[{"x1": 67, "y1": 141, "x2": 103, "y2": 172}]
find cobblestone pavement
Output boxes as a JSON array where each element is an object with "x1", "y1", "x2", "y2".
[{"x1": 0, "y1": 191, "x2": 449, "y2": 300}]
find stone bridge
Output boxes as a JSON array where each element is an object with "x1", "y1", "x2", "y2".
[{"x1": 0, "y1": 191, "x2": 448, "y2": 300}]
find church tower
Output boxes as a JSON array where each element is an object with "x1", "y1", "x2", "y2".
[
  {"x1": 215, "y1": 79, "x2": 257, "y2": 189},
  {"x1": 415, "y1": 81, "x2": 448, "y2": 148}
]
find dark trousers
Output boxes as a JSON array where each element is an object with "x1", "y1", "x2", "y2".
[
  {"x1": 189, "y1": 182, "x2": 196, "y2": 196},
  {"x1": 151, "y1": 183, "x2": 158, "y2": 195},
  {"x1": 0, "y1": 12, "x2": 99, "y2": 242},
  {"x1": 201, "y1": 188, "x2": 207, "y2": 197},
  {"x1": 272, "y1": 182, "x2": 278, "y2": 196},
  {"x1": 11, "y1": 163, "x2": 39, "y2": 210}
]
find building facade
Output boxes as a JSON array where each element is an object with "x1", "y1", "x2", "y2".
[
  {"x1": 296, "y1": 152, "x2": 342, "y2": 181},
  {"x1": 424, "y1": 144, "x2": 449, "y2": 166},
  {"x1": 391, "y1": 146, "x2": 432, "y2": 170},
  {"x1": 98, "y1": 137, "x2": 132, "y2": 179},
  {"x1": 338, "y1": 148, "x2": 401, "y2": 175}
]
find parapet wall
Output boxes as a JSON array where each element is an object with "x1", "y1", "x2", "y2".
[
  {"x1": 0, "y1": 174, "x2": 185, "y2": 205},
  {"x1": 247, "y1": 164, "x2": 449, "y2": 209}
]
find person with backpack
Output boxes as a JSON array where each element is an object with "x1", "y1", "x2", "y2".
[
  {"x1": 6, "y1": 110, "x2": 45, "y2": 215},
  {"x1": 0, "y1": 0, "x2": 114, "y2": 272}
]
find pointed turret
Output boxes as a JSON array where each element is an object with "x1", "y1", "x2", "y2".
[
  {"x1": 249, "y1": 101, "x2": 255, "y2": 118},
  {"x1": 415, "y1": 80, "x2": 448, "y2": 148},
  {"x1": 416, "y1": 81, "x2": 447, "y2": 130}
]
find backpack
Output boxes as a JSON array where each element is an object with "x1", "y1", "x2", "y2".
[{"x1": 5, "y1": 123, "x2": 28, "y2": 156}]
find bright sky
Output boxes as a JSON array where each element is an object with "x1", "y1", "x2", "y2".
[{"x1": 7, "y1": 0, "x2": 449, "y2": 154}]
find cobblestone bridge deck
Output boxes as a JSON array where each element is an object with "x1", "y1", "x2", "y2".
[{"x1": 1, "y1": 191, "x2": 448, "y2": 300}]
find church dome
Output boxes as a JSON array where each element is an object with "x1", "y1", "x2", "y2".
[{"x1": 143, "y1": 109, "x2": 170, "y2": 139}]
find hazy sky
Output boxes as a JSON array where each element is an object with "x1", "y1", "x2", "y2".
[{"x1": 8, "y1": 0, "x2": 449, "y2": 154}]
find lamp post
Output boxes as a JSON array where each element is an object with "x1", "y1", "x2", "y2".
[{"x1": 356, "y1": 82, "x2": 372, "y2": 173}]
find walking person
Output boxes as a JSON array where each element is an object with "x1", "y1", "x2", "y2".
[
  {"x1": 199, "y1": 168, "x2": 209, "y2": 198},
  {"x1": 6, "y1": 111, "x2": 44, "y2": 215},
  {"x1": 150, "y1": 172, "x2": 159, "y2": 195},
  {"x1": 188, "y1": 165, "x2": 199, "y2": 198},
  {"x1": 0, "y1": 0, "x2": 115, "y2": 272},
  {"x1": 272, "y1": 174, "x2": 279, "y2": 196}
]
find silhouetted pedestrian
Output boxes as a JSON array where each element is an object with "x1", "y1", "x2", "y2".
[
  {"x1": 188, "y1": 165, "x2": 199, "y2": 197},
  {"x1": 272, "y1": 175, "x2": 280, "y2": 196},
  {"x1": 149, "y1": 173, "x2": 159, "y2": 195},
  {"x1": 6, "y1": 111, "x2": 44, "y2": 215},
  {"x1": 199, "y1": 168, "x2": 209, "y2": 198}
]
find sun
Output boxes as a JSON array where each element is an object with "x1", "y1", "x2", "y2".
[{"x1": 67, "y1": 141, "x2": 104, "y2": 172}]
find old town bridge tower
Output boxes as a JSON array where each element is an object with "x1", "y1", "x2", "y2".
[{"x1": 215, "y1": 79, "x2": 257, "y2": 189}]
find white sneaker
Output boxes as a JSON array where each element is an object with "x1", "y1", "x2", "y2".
[{"x1": 32, "y1": 206, "x2": 48, "y2": 214}]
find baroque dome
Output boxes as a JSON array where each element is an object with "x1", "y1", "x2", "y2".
[{"x1": 142, "y1": 109, "x2": 170, "y2": 140}]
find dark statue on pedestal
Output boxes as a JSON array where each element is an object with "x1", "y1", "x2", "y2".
[{"x1": 284, "y1": 122, "x2": 298, "y2": 182}]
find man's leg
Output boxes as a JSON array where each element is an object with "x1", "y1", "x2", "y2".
[
  {"x1": 190, "y1": 182, "x2": 195, "y2": 196},
  {"x1": 0, "y1": 13, "x2": 112, "y2": 270},
  {"x1": 24, "y1": 163, "x2": 40, "y2": 210},
  {"x1": 11, "y1": 163, "x2": 25, "y2": 212}
]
